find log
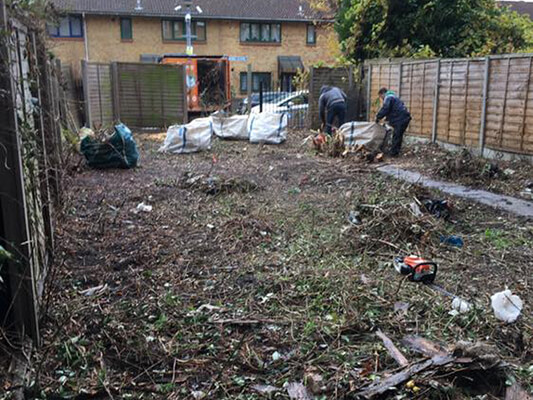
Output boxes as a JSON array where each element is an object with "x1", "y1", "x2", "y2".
[
  {"x1": 376, "y1": 330, "x2": 409, "y2": 367},
  {"x1": 402, "y1": 335, "x2": 448, "y2": 358}
]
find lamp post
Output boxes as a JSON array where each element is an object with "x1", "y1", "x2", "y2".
[{"x1": 175, "y1": 1, "x2": 203, "y2": 56}]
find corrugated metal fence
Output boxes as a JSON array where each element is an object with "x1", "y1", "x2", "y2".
[
  {"x1": 368, "y1": 55, "x2": 533, "y2": 156},
  {"x1": 82, "y1": 61, "x2": 187, "y2": 129}
]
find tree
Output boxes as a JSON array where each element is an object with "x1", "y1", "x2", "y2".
[{"x1": 336, "y1": 0, "x2": 533, "y2": 62}]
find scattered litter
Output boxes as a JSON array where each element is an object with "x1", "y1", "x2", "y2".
[
  {"x1": 503, "y1": 168, "x2": 516, "y2": 176},
  {"x1": 285, "y1": 382, "x2": 313, "y2": 400},
  {"x1": 491, "y1": 289, "x2": 523, "y2": 323},
  {"x1": 348, "y1": 210, "x2": 361, "y2": 225},
  {"x1": 394, "y1": 302, "x2": 410, "y2": 314},
  {"x1": 80, "y1": 284, "x2": 109, "y2": 297},
  {"x1": 206, "y1": 224, "x2": 215, "y2": 230},
  {"x1": 136, "y1": 202, "x2": 152, "y2": 213},
  {"x1": 272, "y1": 351, "x2": 281, "y2": 361},
  {"x1": 409, "y1": 202, "x2": 423, "y2": 217},
  {"x1": 80, "y1": 123, "x2": 139, "y2": 169},
  {"x1": 440, "y1": 235, "x2": 464, "y2": 248},
  {"x1": 191, "y1": 390, "x2": 206, "y2": 400},
  {"x1": 451, "y1": 297, "x2": 472, "y2": 314},
  {"x1": 252, "y1": 384, "x2": 280, "y2": 394},
  {"x1": 196, "y1": 304, "x2": 222, "y2": 313},
  {"x1": 422, "y1": 198, "x2": 451, "y2": 219}
]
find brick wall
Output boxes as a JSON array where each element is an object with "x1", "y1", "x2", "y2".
[{"x1": 48, "y1": 15, "x2": 336, "y2": 95}]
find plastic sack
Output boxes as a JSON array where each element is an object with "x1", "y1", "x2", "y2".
[
  {"x1": 80, "y1": 123, "x2": 139, "y2": 169},
  {"x1": 159, "y1": 117, "x2": 212, "y2": 154},
  {"x1": 491, "y1": 289, "x2": 523, "y2": 323},
  {"x1": 210, "y1": 112, "x2": 249, "y2": 140},
  {"x1": 338, "y1": 122, "x2": 386, "y2": 151},
  {"x1": 248, "y1": 112, "x2": 288, "y2": 145}
]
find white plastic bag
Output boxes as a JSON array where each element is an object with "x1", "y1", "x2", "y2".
[
  {"x1": 339, "y1": 122, "x2": 386, "y2": 151},
  {"x1": 211, "y1": 112, "x2": 249, "y2": 140},
  {"x1": 159, "y1": 117, "x2": 212, "y2": 154},
  {"x1": 491, "y1": 289, "x2": 523, "y2": 323},
  {"x1": 248, "y1": 112, "x2": 288, "y2": 145}
]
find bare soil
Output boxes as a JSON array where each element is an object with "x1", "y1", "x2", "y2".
[{"x1": 6, "y1": 132, "x2": 533, "y2": 399}]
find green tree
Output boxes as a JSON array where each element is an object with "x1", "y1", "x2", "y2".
[{"x1": 336, "y1": 0, "x2": 533, "y2": 62}]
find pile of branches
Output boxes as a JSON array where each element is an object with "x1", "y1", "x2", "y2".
[{"x1": 434, "y1": 148, "x2": 504, "y2": 183}]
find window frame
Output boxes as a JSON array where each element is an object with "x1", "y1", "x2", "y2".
[
  {"x1": 120, "y1": 17, "x2": 133, "y2": 41},
  {"x1": 48, "y1": 15, "x2": 84, "y2": 38},
  {"x1": 161, "y1": 19, "x2": 207, "y2": 41},
  {"x1": 240, "y1": 22, "x2": 282, "y2": 43},
  {"x1": 239, "y1": 72, "x2": 272, "y2": 93},
  {"x1": 306, "y1": 24, "x2": 316, "y2": 45}
]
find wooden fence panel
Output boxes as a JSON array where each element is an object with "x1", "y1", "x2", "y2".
[
  {"x1": 115, "y1": 62, "x2": 186, "y2": 129},
  {"x1": 309, "y1": 66, "x2": 365, "y2": 129},
  {"x1": 368, "y1": 54, "x2": 533, "y2": 156},
  {"x1": 82, "y1": 61, "x2": 113, "y2": 128}
]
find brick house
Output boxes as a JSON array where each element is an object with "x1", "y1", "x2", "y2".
[{"x1": 48, "y1": 0, "x2": 336, "y2": 96}]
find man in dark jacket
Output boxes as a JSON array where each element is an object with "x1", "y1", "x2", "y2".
[
  {"x1": 319, "y1": 85, "x2": 347, "y2": 135},
  {"x1": 376, "y1": 87, "x2": 411, "y2": 157}
]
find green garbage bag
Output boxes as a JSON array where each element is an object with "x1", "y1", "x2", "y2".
[{"x1": 80, "y1": 124, "x2": 139, "y2": 169}]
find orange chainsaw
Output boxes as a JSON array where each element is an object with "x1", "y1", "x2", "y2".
[{"x1": 394, "y1": 256, "x2": 438, "y2": 284}]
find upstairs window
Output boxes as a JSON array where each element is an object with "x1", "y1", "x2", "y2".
[
  {"x1": 47, "y1": 15, "x2": 83, "y2": 38},
  {"x1": 162, "y1": 20, "x2": 206, "y2": 41},
  {"x1": 240, "y1": 23, "x2": 281, "y2": 43},
  {"x1": 307, "y1": 24, "x2": 316, "y2": 44},
  {"x1": 121, "y1": 18, "x2": 133, "y2": 40}
]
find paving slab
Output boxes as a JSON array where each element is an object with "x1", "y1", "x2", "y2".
[{"x1": 378, "y1": 165, "x2": 533, "y2": 218}]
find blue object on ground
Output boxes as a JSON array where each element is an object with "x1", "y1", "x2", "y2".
[
  {"x1": 81, "y1": 123, "x2": 139, "y2": 169},
  {"x1": 440, "y1": 235, "x2": 464, "y2": 248}
]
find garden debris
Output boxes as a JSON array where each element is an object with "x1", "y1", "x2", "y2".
[
  {"x1": 506, "y1": 382, "x2": 532, "y2": 400},
  {"x1": 79, "y1": 284, "x2": 109, "y2": 297},
  {"x1": 181, "y1": 172, "x2": 259, "y2": 195},
  {"x1": 304, "y1": 370, "x2": 325, "y2": 394},
  {"x1": 286, "y1": 382, "x2": 313, "y2": 400},
  {"x1": 421, "y1": 198, "x2": 451, "y2": 219},
  {"x1": 451, "y1": 297, "x2": 472, "y2": 314},
  {"x1": 491, "y1": 290, "x2": 523, "y2": 323},
  {"x1": 135, "y1": 202, "x2": 153, "y2": 213},
  {"x1": 434, "y1": 148, "x2": 503, "y2": 183},
  {"x1": 357, "y1": 336, "x2": 508, "y2": 399},
  {"x1": 376, "y1": 329, "x2": 409, "y2": 367},
  {"x1": 0, "y1": 245, "x2": 13, "y2": 262},
  {"x1": 409, "y1": 202, "x2": 423, "y2": 217},
  {"x1": 252, "y1": 384, "x2": 280, "y2": 395},
  {"x1": 440, "y1": 235, "x2": 464, "y2": 248},
  {"x1": 80, "y1": 123, "x2": 139, "y2": 169}
]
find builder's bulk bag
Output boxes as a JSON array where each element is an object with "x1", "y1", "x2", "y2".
[
  {"x1": 80, "y1": 123, "x2": 139, "y2": 169},
  {"x1": 159, "y1": 117, "x2": 212, "y2": 154},
  {"x1": 248, "y1": 112, "x2": 288, "y2": 145},
  {"x1": 210, "y1": 112, "x2": 249, "y2": 140},
  {"x1": 339, "y1": 121, "x2": 386, "y2": 151}
]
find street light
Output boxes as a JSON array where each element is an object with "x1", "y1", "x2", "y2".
[{"x1": 175, "y1": 0, "x2": 203, "y2": 56}]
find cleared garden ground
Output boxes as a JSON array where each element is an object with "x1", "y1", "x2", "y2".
[{"x1": 27, "y1": 132, "x2": 533, "y2": 398}]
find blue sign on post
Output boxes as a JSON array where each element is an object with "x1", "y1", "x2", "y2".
[{"x1": 228, "y1": 56, "x2": 249, "y2": 62}]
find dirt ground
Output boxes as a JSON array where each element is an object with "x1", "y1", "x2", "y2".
[
  {"x1": 6, "y1": 132, "x2": 533, "y2": 399},
  {"x1": 397, "y1": 141, "x2": 533, "y2": 199}
]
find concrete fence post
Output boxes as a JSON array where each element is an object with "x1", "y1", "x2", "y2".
[
  {"x1": 431, "y1": 59, "x2": 441, "y2": 143},
  {"x1": 479, "y1": 56, "x2": 490, "y2": 156},
  {"x1": 247, "y1": 63, "x2": 252, "y2": 114},
  {"x1": 366, "y1": 64, "x2": 372, "y2": 121}
]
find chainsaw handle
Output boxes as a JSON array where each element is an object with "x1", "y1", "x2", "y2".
[{"x1": 412, "y1": 261, "x2": 438, "y2": 284}]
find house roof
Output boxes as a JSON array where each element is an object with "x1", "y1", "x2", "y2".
[
  {"x1": 500, "y1": 1, "x2": 533, "y2": 19},
  {"x1": 50, "y1": 0, "x2": 328, "y2": 22}
]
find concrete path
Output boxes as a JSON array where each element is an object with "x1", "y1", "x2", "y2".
[{"x1": 378, "y1": 165, "x2": 533, "y2": 218}]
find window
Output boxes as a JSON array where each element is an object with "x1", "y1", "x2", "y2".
[
  {"x1": 162, "y1": 20, "x2": 206, "y2": 41},
  {"x1": 240, "y1": 23, "x2": 281, "y2": 43},
  {"x1": 240, "y1": 72, "x2": 272, "y2": 93},
  {"x1": 121, "y1": 18, "x2": 133, "y2": 40},
  {"x1": 307, "y1": 24, "x2": 316, "y2": 44},
  {"x1": 47, "y1": 15, "x2": 83, "y2": 38}
]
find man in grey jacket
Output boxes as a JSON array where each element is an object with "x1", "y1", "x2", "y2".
[{"x1": 319, "y1": 85, "x2": 347, "y2": 135}]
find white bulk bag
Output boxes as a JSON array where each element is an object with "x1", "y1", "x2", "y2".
[
  {"x1": 159, "y1": 117, "x2": 212, "y2": 154},
  {"x1": 248, "y1": 112, "x2": 288, "y2": 145},
  {"x1": 210, "y1": 112, "x2": 249, "y2": 140},
  {"x1": 339, "y1": 122, "x2": 386, "y2": 151}
]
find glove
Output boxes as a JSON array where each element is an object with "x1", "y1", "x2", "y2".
[{"x1": 375, "y1": 117, "x2": 380, "y2": 123}]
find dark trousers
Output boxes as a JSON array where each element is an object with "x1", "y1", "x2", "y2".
[
  {"x1": 390, "y1": 118, "x2": 411, "y2": 156},
  {"x1": 325, "y1": 102, "x2": 346, "y2": 135}
]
